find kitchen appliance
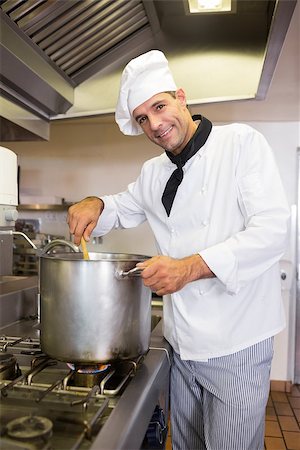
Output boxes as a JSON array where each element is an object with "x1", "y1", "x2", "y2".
[
  {"x1": 0, "y1": 147, "x2": 171, "y2": 449},
  {"x1": 0, "y1": 146, "x2": 18, "y2": 276},
  {"x1": 0, "y1": 303, "x2": 170, "y2": 450},
  {"x1": 39, "y1": 252, "x2": 152, "y2": 363},
  {"x1": 1, "y1": 237, "x2": 170, "y2": 449},
  {"x1": 0, "y1": 146, "x2": 38, "y2": 327}
]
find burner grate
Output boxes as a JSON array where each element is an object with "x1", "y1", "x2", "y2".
[
  {"x1": 0, "y1": 384, "x2": 112, "y2": 449},
  {"x1": 0, "y1": 323, "x2": 171, "y2": 450}
]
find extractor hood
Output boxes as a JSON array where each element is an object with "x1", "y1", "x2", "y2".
[{"x1": 0, "y1": 0, "x2": 297, "y2": 141}]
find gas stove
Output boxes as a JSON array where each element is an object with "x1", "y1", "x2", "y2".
[
  {"x1": 0, "y1": 313, "x2": 171, "y2": 450},
  {"x1": 0, "y1": 148, "x2": 171, "y2": 449}
]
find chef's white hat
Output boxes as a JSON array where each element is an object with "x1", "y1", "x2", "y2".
[{"x1": 115, "y1": 50, "x2": 177, "y2": 136}]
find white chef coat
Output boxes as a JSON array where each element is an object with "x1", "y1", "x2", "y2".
[{"x1": 93, "y1": 123, "x2": 290, "y2": 360}]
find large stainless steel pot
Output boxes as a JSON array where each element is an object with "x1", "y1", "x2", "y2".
[{"x1": 39, "y1": 252, "x2": 152, "y2": 364}]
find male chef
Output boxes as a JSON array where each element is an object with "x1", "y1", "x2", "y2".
[{"x1": 67, "y1": 50, "x2": 290, "y2": 450}]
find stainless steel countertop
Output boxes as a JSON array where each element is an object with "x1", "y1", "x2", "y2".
[
  {"x1": 0, "y1": 275, "x2": 38, "y2": 295},
  {"x1": 91, "y1": 319, "x2": 172, "y2": 450},
  {"x1": 0, "y1": 315, "x2": 171, "y2": 450}
]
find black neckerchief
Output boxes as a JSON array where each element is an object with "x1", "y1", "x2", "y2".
[{"x1": 161, "y1": 115, "x2": 212, "y2": 216}]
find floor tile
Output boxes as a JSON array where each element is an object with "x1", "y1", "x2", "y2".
[
  {"x1": 294, "y1": 409, "x2": 300, "y2": 423},
  {"x1": 289, "y1": 386, "x2": 300, "y2": 398},
  {"x1": 265, "y1": 436, "x2": 287, "y2": 449},
  {"x1": 278, "y1": 416, "x2": 300, "y2": 432},
  {"x1": 274, "y1": 402, "x2": 294, "y2": 416},
  {"x1": 282, "y1": 431, "x2": 300, "y2": 450},
  {"x1": 289, "y1": 397, "x2": 300, "y2": 409},
  {"x1": 267, "y1": 406, "x2": 280, "y2": 421},
  {"x1": 268, "y1": 397, "x2": 275, "y2": 406},
  {"x1": 165, "y1": 437, "x2": 172, "y2": 450},
  {"x1": 272, "y1": 392, "x2": 289, "y2": 403},
  {"x1": 265, "y1": 420, "x2": 282, "y2": 437}
]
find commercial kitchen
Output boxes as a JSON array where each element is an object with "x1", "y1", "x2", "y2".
[{"x1": 0, "y1": 1, "x2": 299, "y2": 449}]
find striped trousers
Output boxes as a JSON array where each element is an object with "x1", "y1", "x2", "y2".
[{"x1": 170, "y1": 338, "x2": 274, "y2": 450}]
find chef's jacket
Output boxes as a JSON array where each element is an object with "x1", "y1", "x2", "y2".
[{"x1": 94, "y1": 123, "x2": 290, "y2": 361}]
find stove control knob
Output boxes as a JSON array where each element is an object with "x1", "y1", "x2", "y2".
[{"x1": 5, "y1": 209, "x2": 18, "y2": 222}]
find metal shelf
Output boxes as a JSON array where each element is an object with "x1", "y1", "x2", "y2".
[{"x1": 17, "y1": 203, "x2": 73, "y2": 211}]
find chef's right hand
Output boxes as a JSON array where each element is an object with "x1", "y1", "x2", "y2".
[{"x1": 67, "y1": 196, "x2": 104, "y2": 245}]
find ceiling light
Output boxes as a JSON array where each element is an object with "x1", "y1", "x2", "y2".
[
  {"x1": 185, "y1": 0, "x2": 236, "y2": 14},
  {"x1": 198, "y1": 0, "x2": 222, "y2": 9}
]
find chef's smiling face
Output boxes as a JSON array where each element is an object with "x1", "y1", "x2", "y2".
[{"x1": 133, "y1": 88, "x2": 197, "y2": 155}]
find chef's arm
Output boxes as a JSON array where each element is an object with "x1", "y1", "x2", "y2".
[
  {"x1": 67, "y1": 183, "x2": 147, "y2": 245},
  {"x1": 137, "y1": 129, "x2": 290, "y2": 297},
  {"x1": 67, "y1": 196, "x2": 104, "y2": 245},
  {"x1": 136, "y1": 188, "x2": 289, "y2": 296},
  {"x1": 199, "y1": 207, "x2": 290, "y2": 295},
  {"x1": 199, "y1": 131, "x2": 291, "y2": 295},
  {"x1": 136, "y1": 254, "x2": 215, "y2": 296}
]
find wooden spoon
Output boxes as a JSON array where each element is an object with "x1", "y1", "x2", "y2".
[{"x1": 80, "y1": 236, "x2": 90, "y2": 260}]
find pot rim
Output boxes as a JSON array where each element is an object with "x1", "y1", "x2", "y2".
[{"x1": 40, "y1": 251, "x2": 151, "y2": 262}]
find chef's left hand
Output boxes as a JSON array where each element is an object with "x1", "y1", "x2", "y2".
[{"x1": 136, "y1": 254, "x2": 214, "y2": 296}]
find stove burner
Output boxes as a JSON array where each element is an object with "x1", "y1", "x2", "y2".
[
  {"x1": 6, "y1": 415, "x2": 53, "y2": 440},
  {"x1": 67, "y1": 363, "x2": 110, "y2": 374},
  {"x1": 66, "y1": 363, "x2": 111, "y2": 389}
]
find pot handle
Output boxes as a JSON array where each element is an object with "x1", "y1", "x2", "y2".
[
  {"x1": 41, "y1": 239, "x2": 80, "y2": 255},
  {"x1": 116, "y1": 267, "x2": 143, "y2": 278}
]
